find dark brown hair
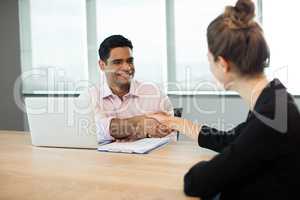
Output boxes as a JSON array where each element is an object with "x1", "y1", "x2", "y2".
[
  {"x1": 98, "y1": 35, "x2": 133, "y2": 62},
  {"x1": 207, "y1": 0, "x2": 270, "y2": 76}
]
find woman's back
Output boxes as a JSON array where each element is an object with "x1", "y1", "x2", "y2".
[{"x1": 184, "y1": 79, "x2": 300, "y2": 200}]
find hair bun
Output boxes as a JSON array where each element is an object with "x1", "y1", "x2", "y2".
[{"x1": 224, "y1": 0, "x2": 255, "y2": 29}]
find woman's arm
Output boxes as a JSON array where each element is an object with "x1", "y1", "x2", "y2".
[
  {"x1": 148, "y1": 113, "x2": 246, "y2": 152},
  {"x1": 184, "y1": 118, "x2": 283, "y2": 198},
  {"x1": 146, "y1": 114, "x2": 202, "y2": 140},
  {"x1": 198, "y1": 122, "x2": 247, "y2": 152}
]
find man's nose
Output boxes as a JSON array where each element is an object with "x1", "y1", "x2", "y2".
[{"x1": 121, "y1": 62, "x2": 132, "y2": 71}]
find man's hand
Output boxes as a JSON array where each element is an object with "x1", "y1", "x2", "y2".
[
  {"x1": 131, "y1": 115, "x2": 172, "y2": 139},
  {"x1": 111, "y1": 115, "x2": 173, "y2": 142}
]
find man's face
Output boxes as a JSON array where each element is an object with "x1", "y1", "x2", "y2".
[{"x1": 100, "y1": 47, "x2": 135, "y2": 86}]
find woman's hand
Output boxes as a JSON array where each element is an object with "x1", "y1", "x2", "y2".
[
  {"x1": 148, "y1": 112, "x2": 202, "y2": 140},
  {"x1": 147, "y1": 112, "x2": 176, "y2": 131}
]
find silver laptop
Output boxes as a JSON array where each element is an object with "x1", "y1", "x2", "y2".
[{"x1": 25, "y1": 96, "x2": 98, "y2": 149}]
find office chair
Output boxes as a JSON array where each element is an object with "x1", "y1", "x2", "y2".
[{"x1": 173, "y1": 107, "x2": 183, "y2": 141}]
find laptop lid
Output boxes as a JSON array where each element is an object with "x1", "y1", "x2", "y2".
[{"x1": 25, "y1": 97, "x2": 98, "y2": 149}]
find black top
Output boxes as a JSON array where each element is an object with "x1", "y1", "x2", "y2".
[{"x1": 184, "y1": 79, "x2": 300, "y2": 200}]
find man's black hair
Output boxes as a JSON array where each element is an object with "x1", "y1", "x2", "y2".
[{"x1": 98, "y1": 35, "x2": 133, "y2": 62}]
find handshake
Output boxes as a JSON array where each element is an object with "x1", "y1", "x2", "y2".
[{"x1": 110, "y1": 112, "x2": 175, "y2": 142}]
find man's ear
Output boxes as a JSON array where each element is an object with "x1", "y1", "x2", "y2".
[
  {"x1": 99, "y1": 60, "x2": 106, "y2": 71},
  {"x1": 217, "y1": 56, "x2": 230, "y2": 73}
]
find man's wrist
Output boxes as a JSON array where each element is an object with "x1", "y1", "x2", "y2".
[
  {"x1": 110, "y1": 118, "x2": 133, "y2": 139},
  {"x1": 131, "y1": 115, "x2": 148, "y2": 139}
]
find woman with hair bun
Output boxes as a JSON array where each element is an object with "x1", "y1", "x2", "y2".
[{"x1": 149, "y1": 0, "x2": 300, "y2": 199}]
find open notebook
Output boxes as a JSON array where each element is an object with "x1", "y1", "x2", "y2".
[{"x1": 97, "y1": 137, "x2": 170, "y2": 154}]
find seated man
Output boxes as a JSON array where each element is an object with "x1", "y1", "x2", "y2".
[{"x1": 88, "y1": 35, "x2": 173, "y2": 143}]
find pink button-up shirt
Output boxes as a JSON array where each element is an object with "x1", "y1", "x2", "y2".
[{"x1": 86, "y1": 79, "x2": 174, "y2": 143}]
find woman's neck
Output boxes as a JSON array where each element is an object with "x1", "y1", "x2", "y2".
[{"x1": 231, "y1": 74, "x2": 269, "y2": 110}]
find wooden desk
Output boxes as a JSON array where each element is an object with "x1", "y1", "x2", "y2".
[{"x1": 0, "y1": 131, "x2": 216, "y2": 200}]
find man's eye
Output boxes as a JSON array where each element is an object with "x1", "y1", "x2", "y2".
[
  {"x1": 113, "y1": 61, "x2": 122, "y2": 65},
  {"x1": 127, "y1": 59, "x2": 134, "y2": 64}
]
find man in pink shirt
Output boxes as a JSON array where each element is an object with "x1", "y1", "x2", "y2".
[{"x1": 88, "y1": 35, "x2": 173, "y2": 144}]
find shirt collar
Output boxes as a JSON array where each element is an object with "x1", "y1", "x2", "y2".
[
  {"x1": 127, "y1": 80, "x2": 139, "y2": 97},
  {"x1": 247, "y1": 78, "x2": 287, "y2": 121},
  {"x1": 253, "y1": 78, "x2": 286, "y2": 112},
  {"x1": 246, "y1": 78, "x2": 287, "y2": 121},
  {"x1": 99, "y1": 78, "x2": 140, "y2": 99}
]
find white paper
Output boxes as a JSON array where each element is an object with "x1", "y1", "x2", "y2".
[{"x1": 97, "y1": 137, "x2": 170, "y2": 154}]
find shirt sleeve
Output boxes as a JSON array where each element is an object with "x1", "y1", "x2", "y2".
[
  {"x1": 94, "y1": 113, "x2": 114, "y2": 143},
  {"x1": 198, "y1": 122, "x2": 247, "y2": 152},
  {"x1": 184, "y1": 117, "x2": 284, "y2": 199},
  {"x1": 82, "y1": 87, "x2": 114, "y2": 144}
]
